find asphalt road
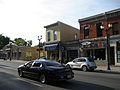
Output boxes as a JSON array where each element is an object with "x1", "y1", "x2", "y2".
[{"x1": 0, "y1": 60, "x2": 120, "y2": 90}]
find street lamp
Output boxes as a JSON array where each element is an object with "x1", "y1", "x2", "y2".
[
  {"x1": 38, "y1": 35, "x2": 42, "y2": 58},
  {"x1": 100, "y1": 22, "x2": 112, "y2": 70},
  {"x1": 9, "y1": 42, "x2": 12, "y2": 61}
]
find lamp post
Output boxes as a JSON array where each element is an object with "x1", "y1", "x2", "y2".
[
  {"x1": 9, "y1": 42, "x2": 12, "y2": 61},
  {"x1": 38, "y1": 35, "x2": 42, "y2": 58},
  {"x1": 100, "y1": 18, "x2": 112, "y2": 70}
]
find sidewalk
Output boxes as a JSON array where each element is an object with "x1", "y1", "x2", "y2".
[{"x1": 96, "y1": 66, "x2": 120, "y2": 73}]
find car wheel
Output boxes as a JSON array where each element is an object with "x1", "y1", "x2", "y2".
[
  {"x1": 82, "y1": 66, "x2": 88, "y2": 72},
  {"x1": 40, "y1": 74, "x2": 46, "y2": 84},
  {"x1": 66, "y1": 64, "x2": 70, "y2": 67},
  {"x1": 19, "y1": 69, "x2": 23, "y2": 77}
]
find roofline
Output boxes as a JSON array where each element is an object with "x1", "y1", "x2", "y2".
[
  {"x1": 44, "y1": 21, "x2": 79, "y2": 30},
  {"x1": 78, "y1": 8, "x2": 120, "y2": 24},
  {"x1": 44, "y1": 21, "x2": 60, "y2": 28}
]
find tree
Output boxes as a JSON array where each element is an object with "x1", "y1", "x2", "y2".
[
  {"x1": 14, "y1": 38, "x2": 27, "y2": 46},
  {"x1": 0, "y1": 34, "x2": 10, "y2": 49}
]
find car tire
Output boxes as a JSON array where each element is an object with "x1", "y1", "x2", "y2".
[
  {"x1": 82, "y1": 66, "x2": 88, "y2": 72},
  {"x1": 66, "y1": 64, "x2": 70, "y2": 68},
  {"x1": 19, "y1": 69, "x2": 23, "y2": 77},
  {"x1": 40, "y1": 74, "x2": 46, "y2": 84}
]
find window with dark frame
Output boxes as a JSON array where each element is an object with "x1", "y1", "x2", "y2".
[
  {"x1": 32, "y1": 62, "x2": 41, "y2": 67},
  {"x1": 47, "y1": 32, "x2": 50, "y2": 41},
  {"x1": 112, "y1": 22, "x2": 119, "y2": 35},
  {"x1": 84, "y1": 26, "x2": 89, "y2": 39},
  {"x1": 53, "y1": 31, "x2": 57, "y2": 40},
  {"x1": 96, "y1": 22, "x2": 103, "y2": 37}
]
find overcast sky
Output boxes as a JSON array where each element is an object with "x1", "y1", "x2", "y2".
[{"x1": 0, "y1": 0, "x2": 120, "y2": 46}]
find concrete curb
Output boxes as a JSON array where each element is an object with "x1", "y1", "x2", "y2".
[{"x1": 96, "y1": 66, "x2": 120, "y2": 73}]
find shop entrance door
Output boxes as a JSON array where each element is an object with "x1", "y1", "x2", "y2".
[{"x1": 110, "y1": 47, "x2": 115, "y2": 65}]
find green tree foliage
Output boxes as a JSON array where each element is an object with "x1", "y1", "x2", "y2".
[
  {"x1": 0, "y1": 34, "x2": 10, "y2": 49},
  {"x1": 14, "y1": 38, "x2": 27, "y2": 46}
]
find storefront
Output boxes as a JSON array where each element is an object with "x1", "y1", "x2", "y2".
[
  {"x1": 80, "y1": 40, "x2": 116, "y2": 66},
  {"x1": 44, "y1": 43, "x2": 59, "y2": 60}
]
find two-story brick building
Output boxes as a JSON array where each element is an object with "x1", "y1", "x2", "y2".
[
  {"x1": 44, "y1": 21, "x2": 79, "y2": 62},
  {"x1": 78, "y1": 8, "x2": 120, "y2": 66}
]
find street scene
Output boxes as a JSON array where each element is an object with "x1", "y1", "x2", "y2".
[
  {"x1": 0, "y1": 59, "x2": 120, "y2": 90},
  {"x1": 0, "y1": 0, "x2": 120, "y2": 90}
]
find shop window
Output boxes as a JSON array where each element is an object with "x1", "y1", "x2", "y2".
[
  {"x1": 96, "y1": 23, "x2": 103, "y2": 37},
  {"x1": 84, "y1": 26, "x2": 89, "y2": 39},
  {"x1": 95, "y1": 49, "x2": 105, "y2": 60},
  {"x1": 47, "y1": 32, "x2": 51, "y2": 41},
  {"x1": 112, "y1": 22, "x2": 119, "y2": 35}
]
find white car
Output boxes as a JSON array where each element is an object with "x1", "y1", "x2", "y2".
[{"x1": 66, "y1": 57, "x2": 97, "y2": 71}]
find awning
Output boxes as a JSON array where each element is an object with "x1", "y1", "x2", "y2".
[{"x1": 44, "y1": 44, "x2": 58, "y2": 51}]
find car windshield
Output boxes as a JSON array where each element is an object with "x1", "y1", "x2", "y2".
[
  {"x1": 44, "y1": 61, "x2": 61, "y2": 67},
  {"x1": 88, "y1": 58, "x2": 94, "y2": 62}
]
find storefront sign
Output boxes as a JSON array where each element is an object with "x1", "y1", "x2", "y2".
[{"x1": 80, "y1": 42, "x2": 106, "y2": 48}]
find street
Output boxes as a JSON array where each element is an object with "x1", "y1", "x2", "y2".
[{"x1": 0, "y1": 60, "x2": 120, "y2": 90}]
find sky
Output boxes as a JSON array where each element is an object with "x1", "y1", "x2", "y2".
[{"x1": 0, "y1": 0, "x2": 120, "y2": 46}]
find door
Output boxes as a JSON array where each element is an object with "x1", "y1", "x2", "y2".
[
  {"x1": 23, "y1": 61, "x2": 33, "y2": 76},
  {"x1": 72, "y1": 58, "x2": 83, "y2": 68},
  {"x1": 110, "y1": 47, "x2": 115, "y2": 65},
  {"x1": 29, "y1": 61, "x2": 42, "y2": 78}
]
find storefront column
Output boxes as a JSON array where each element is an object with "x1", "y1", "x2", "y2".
[{"x1": 58, "y1": 48, "x2": 62, "y2": 61}]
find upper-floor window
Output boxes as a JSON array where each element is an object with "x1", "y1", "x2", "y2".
[
  {"x1": 84, "y1": 26, "x2": 89, "y2": 39},
  {"x1": 112, "y1": 22, "x2": 119, "y2": 35},
  {"x1": 47, "y1": 32, "x2": 50, "y2": 41},
  {"x1": 53, "y1": 31, "x2": 57, "y2": 40},
  {"x1": 96, "y1": 22, "x2": 103, "y2": 37}
]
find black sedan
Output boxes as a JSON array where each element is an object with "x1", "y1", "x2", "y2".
[{"x1": 17, "y1": 59, "x2": 74, "y2": 83}]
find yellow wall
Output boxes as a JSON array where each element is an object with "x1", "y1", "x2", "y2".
[{"x1": 60, "y1": 23, "x2": 79, "y2": 41}]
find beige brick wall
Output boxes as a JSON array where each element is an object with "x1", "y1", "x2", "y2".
[{"x1": 60, "y1": 23, "x2": 79, "y2": 41}]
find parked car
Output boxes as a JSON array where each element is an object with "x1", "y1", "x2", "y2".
[
  {"x1": 66, "y1": 57, "x2": 97, "y2": 71},
  {"x1": 17, "y1": 59, "x2": 74, "y2": 84}
]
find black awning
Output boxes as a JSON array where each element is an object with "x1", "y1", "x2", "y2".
[{"x1": 44, "y1": 44, "x2": 58, "y2": 51}]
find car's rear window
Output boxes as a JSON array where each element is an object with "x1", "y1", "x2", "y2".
[{"x1": 44, "y1": 61, "x2": 61, "y2": 66}]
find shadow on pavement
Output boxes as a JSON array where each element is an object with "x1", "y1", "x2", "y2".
[
  {"x1": 0, "y1": 71, "x2": 115, "y2": 90},
  {"x1": 0, "y1": 72, "x2": 42, "y2": 90},
  {"x1": 47, "y1": 80, "x2": 114, "y2": 90}
]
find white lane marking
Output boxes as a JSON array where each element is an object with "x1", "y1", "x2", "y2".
[{"x1": 16, "y1": 77, "x2": 43, "y2": 87}]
